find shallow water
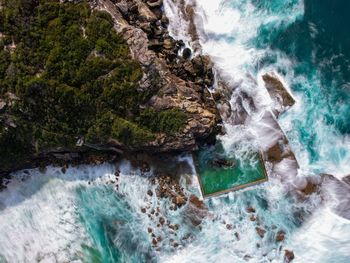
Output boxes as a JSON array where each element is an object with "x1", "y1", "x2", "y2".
[{"x1": 1, "y1": 0, "x2": 350, "y2": 262}]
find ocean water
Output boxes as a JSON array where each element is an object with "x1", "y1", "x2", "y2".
[{"x1": 1, "y1": 0, "x2": 350, "y2": 262}]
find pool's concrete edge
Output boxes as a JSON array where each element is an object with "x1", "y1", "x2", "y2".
[{"x1": 193, "y1": 152, "x2": 269, "y2": 199}]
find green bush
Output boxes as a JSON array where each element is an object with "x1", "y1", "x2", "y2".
[
  {"x1": 86, "y1": 112, "x2": 155, "y2": 146},
  {"x1": 137, "y1": 108, "x2": 187, "y2": 134},
  {"x1": 111, "y1": 117, "x2": 155, "y2": 146}
]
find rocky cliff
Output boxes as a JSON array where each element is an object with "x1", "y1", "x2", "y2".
[
  {"x1": 96, "y1": 0, "x2": 221, "y2": 151},
  {"x1": 0, "y1": 0, "x2": 221, "y2": 175}
]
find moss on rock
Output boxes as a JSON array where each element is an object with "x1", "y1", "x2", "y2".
[
  {"x1": 0, "y1": 0, "x2": 187, "y2": 169},
  {"x1": 137, "y1": 108, "x2": 187, "y2": 135}
]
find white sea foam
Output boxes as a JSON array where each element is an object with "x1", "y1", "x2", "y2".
[
  {"x1": 163, "y1": 0, "x2": 192, "y2": 45},
  {"x1": 291, "y1": 208, "x2": 350, "y2": 263},
  {"x1": 162, "y1": 0, "x2": 350, "y2": 262},
  {"x1": 0, "y1": 167, "x2": 99, "y2": 262},
  {"x1": 278, "y1": 70, "x2": 350, "y2": 179}
]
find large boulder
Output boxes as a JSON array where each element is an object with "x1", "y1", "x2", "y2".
[{"x1": 262, "y1": 73, "x2": 295, "y2": 117}]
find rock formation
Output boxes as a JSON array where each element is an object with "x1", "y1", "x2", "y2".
[
  {"x1": 97, "y1": 0, "x2": 221, "y2": 152},
  {"x1": 262, "y1": 73, "x2": 295, "y2": 117},
  {"x1": 0, "y1": 0, "x2": 221, "y2": 175}
]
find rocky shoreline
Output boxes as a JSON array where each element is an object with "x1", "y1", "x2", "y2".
[
  {"x1": 95, "y1": 0, "x2": 222, "y2": 152},
  {"x1": 1, "y1": 2, "x2": 350, "y2": 262},
  {"x1": 0, "y1": 0, "x2": 222, "y2": 178}
]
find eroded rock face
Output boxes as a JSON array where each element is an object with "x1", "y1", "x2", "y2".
[{"x1": 98, "y1": 0, "x2": 221, "y2": 152}]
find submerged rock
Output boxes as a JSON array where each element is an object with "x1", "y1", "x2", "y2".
[
  {"x1": 255, "y1": 227, "x2": 266, "y2": 238},
  {"x1": 159, "y1": 217, "x2": 165, "y2": 225},
  {"x1": 249, "y1": 215, "x2": 257, "y2": 222},
  {"x1": 284, "y1": 250, "x2": 295, "y2": 262},
  {"x1": 246, "y1": 207, "x2": 256, "y2": 213},
  {"x1": 183, "y1": 194, "x2": 208, "y2": 226},
  {"x1": 211, "y1": 158, "x2": 235, "y2": 169},
  {"x1": 152, "y1": 238, "x2": 158, "y2": 246},
  {"x1": 234, "y1": 232, "x2": 240, "y2": 240},
  {"x1": 276, "y1": 230, "x2": 286, "y2": 242}
]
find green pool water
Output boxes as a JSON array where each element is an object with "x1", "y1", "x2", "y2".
[{"x1": 195, "y1": 144, "x2": 268, "y2": 197}]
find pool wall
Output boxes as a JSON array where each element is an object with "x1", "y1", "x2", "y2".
[{"x1": 194, "y1": 153, "x2": 269, "y2": 198}]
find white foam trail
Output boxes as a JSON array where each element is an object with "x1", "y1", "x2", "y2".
[
  {"x1": 0, "y1": 167, "x2": 99, "y2": 262},
  {"x1": 0, "y1": 164, "x2": 168, "y2": 262},
  {"x1": 291, "y1": 208, "x2": 350, "y2": 263},
  {"x1": 163, "y1": 0, "x2": 192, "y2": 45}
]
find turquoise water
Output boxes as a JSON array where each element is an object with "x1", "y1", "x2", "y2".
[
  {"x1": 195, "y1": 144, "x2": 267, "y2": 196},
  {"x1": 1, "y1": 0, "x2": 350, "y2": 262},
  {"x1": 76, "y1": 186, "x2": 151, "y2": 263},
  {"x1": 255, "y1": 0, "x2": 350, "y2": 172}
]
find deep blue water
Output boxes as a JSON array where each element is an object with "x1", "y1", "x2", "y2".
[
  {"x1": 272, "y1": 0, "x2": 350, "y2": 133},
  {"x1": 247, "y1": 0, "x2": 350, "y2": 172}
]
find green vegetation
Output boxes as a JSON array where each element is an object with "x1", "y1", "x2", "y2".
[
  {"x1": 86, "y1": 112, "x2": 155, "y2": 146},
  {"x1": 0, "y1": 0, "x2": 187, "y2": 168},
  {"x1": 137, "y1": 108, "x2": 187, "y2": 134}
]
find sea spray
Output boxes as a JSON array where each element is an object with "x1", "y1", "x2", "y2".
[
  {"x1": 163, "y1": 0, "x2": 350, "y2": 262},
  {"x1": 0, "y1": 167, "x2": 93, "y2": 262},
  {"x1": 0, "y1": 159, "x2": 205, "y2": 262},
  {"x1": 0, "y1": 158, "x2": 323, "y2": 263}
]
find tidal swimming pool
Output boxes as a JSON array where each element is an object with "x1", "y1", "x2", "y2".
[{"x1": 195, "y1": 144, "x2": 268, "y2": 197}]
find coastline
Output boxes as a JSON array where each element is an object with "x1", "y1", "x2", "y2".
[
  {"x1": 0, "y1": 0, "x2": 222, "y2": 178},
  {"x1": 1, "y1": 1, "x2": 350, "y2": 262},
  {"x1": 1, "y1": 0, "x2": 299, "y2": 189}
]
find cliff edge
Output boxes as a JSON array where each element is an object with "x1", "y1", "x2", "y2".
[{"x1": 0, "y1": 0, "x2": 221, "y2": 174}]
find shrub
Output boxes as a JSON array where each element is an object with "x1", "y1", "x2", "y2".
[
  {"x1": 137, "y1": 108, "x2": 187, "y2": 134},
  {"x1": 0, "y1": 0, "x2": 157, "y2": 165},
  {"x1": 86, "y1": 112, "x2": 155, "y2": 146}
]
